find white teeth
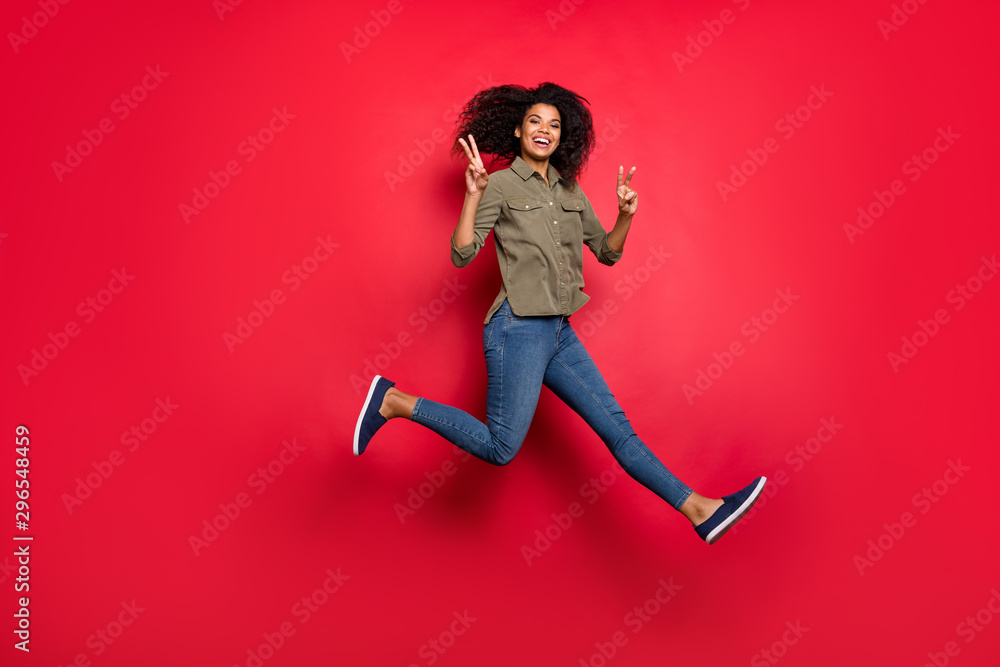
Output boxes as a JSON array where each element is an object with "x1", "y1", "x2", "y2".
[{"x1": 533, "y1": 137, "x2": 550, "y2": 146}]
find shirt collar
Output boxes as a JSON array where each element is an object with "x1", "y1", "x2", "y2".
[{"x1": 511, "y1": 155, "x2": 562, "y2": 186}]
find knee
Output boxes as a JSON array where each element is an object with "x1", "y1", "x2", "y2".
[
  {"x1": 488, "y1": 437, "x2": 521, "y2": 466},
  {"x1": 491, "y1": 448, "x2": 517, "y2": 466}
]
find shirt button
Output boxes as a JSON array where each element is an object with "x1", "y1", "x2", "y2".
[
  {"x1": 549, "y1": 202, "x2": 553, "y2": 205},
  {"x1": 524, "y1": 205, "x2": 529, "y2": 209},
  {"x1": 553, "y1": 220, "x2": 558, "y2": 224}
]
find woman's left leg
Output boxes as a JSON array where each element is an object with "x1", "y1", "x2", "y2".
[{"x1": 541, "y1": 317, "x2": 719, "y2": 522}]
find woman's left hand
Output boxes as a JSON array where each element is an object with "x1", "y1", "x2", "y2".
[{"x1": 617, "y1": 165, "x2": 637, "y2": 216}]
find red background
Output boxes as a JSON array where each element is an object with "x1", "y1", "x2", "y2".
[{"x1": 3, "y1": 0, "x2": 999, "y2": 665}]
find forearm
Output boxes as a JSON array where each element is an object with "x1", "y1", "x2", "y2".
[
  {"x1": 452, "y1": 192, "x2": 483, "y2": 248},
  {"x1": 606, "y1": 211, "x2": 633, "y2": 253}
]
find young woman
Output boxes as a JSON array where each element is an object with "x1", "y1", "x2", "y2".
[{"x1": 354, "y1": 82, "x2": 766, "y2": 545}]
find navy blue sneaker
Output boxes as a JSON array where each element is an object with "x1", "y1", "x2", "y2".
[
  {"x1": 694, "y1": 476, "x2": 767, "y2": 545},
  {"x1": 353, "y1": 375, "x2": 395, "y2": 456}
]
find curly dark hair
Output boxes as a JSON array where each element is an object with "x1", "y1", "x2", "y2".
[{"x1": 452, "y1": 82, "x2": 595, "y2": 188}]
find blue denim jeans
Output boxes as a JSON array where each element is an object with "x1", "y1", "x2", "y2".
[{"x1": 410, "y1": 299, "x2": 693, "y2": 510}]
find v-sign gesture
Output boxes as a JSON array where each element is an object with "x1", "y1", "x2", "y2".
[
  {"x1": 617, "y1": 165, "x2": 638, "y2": 216},
  {"x1": 458, "y1": 134, "x2": 489, "y2": 196}
]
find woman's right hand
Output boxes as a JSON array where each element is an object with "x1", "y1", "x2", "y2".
[{"x1": 458, "y1": 134, "x2": 488, "y2": 196}]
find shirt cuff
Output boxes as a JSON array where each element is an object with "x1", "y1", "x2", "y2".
[
  {"x1": 451, "y1": 234, "x2": 478, "y2": 267},
  {"x1": 598, "y1": 236, "x2": 623, "y2": 265}
]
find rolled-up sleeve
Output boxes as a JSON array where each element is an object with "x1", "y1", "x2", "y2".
[
  {"x1": 580, "y1": 190, "x2": 623, "y2": 266},
  {"x1": 451, "y1": 177, "x2": 503, "y2": 267}
]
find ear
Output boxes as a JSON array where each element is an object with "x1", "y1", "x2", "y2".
[{"x1": 514, "y1": 127, "x2": 520, "y2": 138}]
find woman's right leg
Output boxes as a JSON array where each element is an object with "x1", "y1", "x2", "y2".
[{"x1": 391, "y1": 301, "x2": 552, "y2": 465}]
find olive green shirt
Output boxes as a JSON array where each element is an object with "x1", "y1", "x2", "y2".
[{"x1": 451, "y1": 156, "x2": 623, "y2": 323}]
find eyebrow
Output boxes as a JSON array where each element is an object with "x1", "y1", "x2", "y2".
[{"x1": 528, "y1": 114, "x2": 560, "y2": 122}]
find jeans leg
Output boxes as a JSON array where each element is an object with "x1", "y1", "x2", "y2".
[
  {"x1": 542, "y1": 320, "x2": 694, "y2": 510},
  {"x1": 409, "y1": 301, "x2": 551, "y2": 466}
]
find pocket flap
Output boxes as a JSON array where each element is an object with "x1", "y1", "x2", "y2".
[
  {"x1": 505, "y1": 198, "x2": 543, "y2": 211},
  {"x1": 560, "y1": 199, "x2": 585, "y2": 212}
]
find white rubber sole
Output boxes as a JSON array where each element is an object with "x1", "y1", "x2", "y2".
[
  {"x1": 705, "y1": 476, "x2": 768, "y2": 545},
  {"x1": 353, "y1": 375, "x2": 383, "y2": 456}
]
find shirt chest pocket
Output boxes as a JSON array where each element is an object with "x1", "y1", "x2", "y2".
[
  {"x1": 557, "y1": 199, "x2": 585, "y2": 247},
  {"x1": 559, "y1": 199, "x2": 585, "y2": 214},
  {"x1": 505, "y1": 198, "x2": 545, "y2": 213}
]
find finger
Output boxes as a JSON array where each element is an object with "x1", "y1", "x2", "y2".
[
  {"x1": 617, "y1": 165, "x2": 624, "y2": 189},
  {"x1": 624, "y1": 166, "x2": 636, "y2": 188},
  {"x1": 469, "y1": 135, "x2": 482, "y2": 163},
  {"x1": 458, "y1": 138, "x2": 474, "y2": 163}
]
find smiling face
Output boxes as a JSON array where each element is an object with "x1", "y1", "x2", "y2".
[{"x1": 514, "y1": 103, "x2": 561, "y2": 163}]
